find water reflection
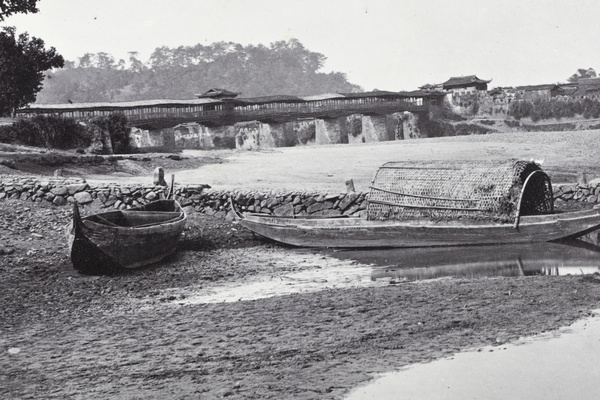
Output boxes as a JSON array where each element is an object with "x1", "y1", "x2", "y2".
[{"x1": 326, "y1": 232, "x2": 600, "y2": 282}]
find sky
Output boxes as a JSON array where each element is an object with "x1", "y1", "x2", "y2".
[{"x1": 4, "y1": 0, "x2": 600, "y2": 92}]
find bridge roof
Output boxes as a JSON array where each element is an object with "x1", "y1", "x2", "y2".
[
  {"x1": 234, "y1": 95, "x2": 304, "y2": 104},
  {"x1": 22, "y1": 98, "x2": 221, "y2": 111},
  {"x1": 339, "y1": 90, "x2": 402, "y2": 98},
  {"x1": 399, "y1": 89, "x2": 447, "y2": 97},
  {"x1": 301, "y1": 93, "x2": 346, "y2": 101}
]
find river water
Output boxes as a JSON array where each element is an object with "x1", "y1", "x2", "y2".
[
  {"x1": 169, "y1": 232, "x2": 600, "y2": 306},
  {"x1": 345, "y1": 309, "x2": 600, "y2": 400},
  {"x1": 328, "y1": 234, "x2": 600, "y2": 282}
]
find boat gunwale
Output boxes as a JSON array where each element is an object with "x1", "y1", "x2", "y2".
[{"x1": 241, "y1": 207, "x2": 600, "y2": 230}]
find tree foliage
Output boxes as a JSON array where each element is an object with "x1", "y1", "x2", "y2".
[
  {"x1": 0, "y1": 113, "x2": 133, "y2": 153},
  {"x1": 0, "y1": 115, "x2": 90, "y2": 149},
  {"x1": 0, "y1": 26, "x2": 64, "y2": 116},
  {"x1": 567, "y1": 68, "x2": 597, "y2": 83},
  {"x1": 36, "y1": 39, "x2": 362, "y2": 103},
  {"x1": 0, "y1": 0, "x2": 38, "y2": 21}
]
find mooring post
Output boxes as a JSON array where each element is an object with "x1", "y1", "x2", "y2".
[
  {"x1": 345, "y1": 179, "x2": 356, "y2": 192},
  {"x1": 153, "y1": 167, "x2": 167, "y2": 186}
]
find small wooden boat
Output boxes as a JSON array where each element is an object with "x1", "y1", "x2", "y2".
[
  {"x1": 233, "y1": 160, "x2": 600, "y2": 248},
  {"x1": 67, "y1": 199, "x2": 186, "y2": 273}
]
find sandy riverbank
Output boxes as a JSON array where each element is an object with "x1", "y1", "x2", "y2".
[{"x1": 3, "y1": 130, "x2": 600, "y2": 399}]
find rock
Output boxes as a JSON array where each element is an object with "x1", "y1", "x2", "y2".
[
  {"x1": 145, "y1": 191, "x2": 157, "y2": 201},
  {"x1": 339, "y1": 193, "x2": 359, "y2": 211},
  {"x1": 104, "y1": 195, "x2": 118, "y2": 207},
  {"x1": 273, "y1": 203, "x2": 294, "y2": 216},
  {"x1": 303, "y1": 197, "x2": 317, "y2": 207},
  {"x1": 74, "y1": 192, "x2": 93, "y2": 204},
  {"x1": 589, "y1": 178, "x2": 600, "y2": 187},
  {"x1": 225, "y1": 210, "x2": 236, "y2": 221},
  {"x1": 50, "y1": 187, "x2": 68, "y2": 196},
  {"x1": 0, "y1": 245, "x2": 14, "y2": 255},
  {"x1": 307, "y1": 202, "x2": 330, "y2": 214},
  {"x1": 67, "y1": 183, "x2": 89, "y2": 196},
  {"x1": 52, "y1": 196, "x2": 67, "y2": 206},
  {"x1": 266, "y1": 197, "x2": 282, "y2": 208},
  {"x1": 559, "y1": 184, "x2": 575, "y2": 194}
]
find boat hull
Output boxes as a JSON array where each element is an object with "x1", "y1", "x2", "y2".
[
  {"x1": 239, "y1": 208, "x2": 600, "y2": 248},
  {"x1": 67, "y1": 200, "x2": 186, "y2": 273}
]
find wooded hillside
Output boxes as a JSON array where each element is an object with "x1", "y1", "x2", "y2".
[{"x1": 36, "y1": 39, "x2": 362, "y2": 104}]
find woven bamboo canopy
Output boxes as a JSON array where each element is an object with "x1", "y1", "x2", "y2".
[{"x1": 367, "y1": 159, "x2": 553, "y2": 223}]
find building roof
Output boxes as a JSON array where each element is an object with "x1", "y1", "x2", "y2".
[
  {"x1": 571, "y1": 85, "x2": 600, "y2": 97},
  {"x1": 515, "y1": 84, "x2": 560, "y2": 91},
  {"x1": 195, "y1": 88, "x2": 240, "y2": 99},
  {"x1": 577, "y1": 77, "x2": 600, "y2": 85},
  {"x1": 442, "y1": 75, "x2": 491, "y2": 88}
]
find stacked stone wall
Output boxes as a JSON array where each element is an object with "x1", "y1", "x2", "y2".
[
  {"x1": 1, "y1": 175, "x2": 597, "y2": 218},
  {"x1": 0, "y1": 175, "x2": 369, "y2": 218}
]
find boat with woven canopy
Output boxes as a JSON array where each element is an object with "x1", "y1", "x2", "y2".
[{"x1": 234, "y1": 159, "x2": 600, "y2": 248}]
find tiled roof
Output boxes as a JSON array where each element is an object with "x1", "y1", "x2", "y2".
[
  {"x1": 515, "y1": 84, "x2": 559, "y2": 91},
  {"x1": 577, "y1": 77, "x2": 600, "y2": 85},
  {"x1": 24, "y1": 98, "x2": 220, "y2": 110},
  {"x1": 195, "y1": 88, "x2": 240, "y2": 98},
  {"x1": 442, "y1": 75, "x2": 491, "y2": 87},
  {"x1": 235, "y1": 95, "x2": 304, "y2": 104}
]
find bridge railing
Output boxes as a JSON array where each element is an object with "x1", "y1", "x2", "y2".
[{"x1": 17, "y1": 97, "x2": 429, "y2": 127}]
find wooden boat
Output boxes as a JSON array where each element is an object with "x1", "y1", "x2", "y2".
[
  {"x1": 233, "y1": 160, "x2": 600, "y2": 248},
  {"x1": 67, "y1": 199, "x2": 186, "y2": 273}
]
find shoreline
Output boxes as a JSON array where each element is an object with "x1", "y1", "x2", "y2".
[
  {"x1": 4, "y1": 129, "x2": 600, "y2": 398},
  {"x1": 2, "y1": 197, "x2": 600, "y2": 399}
]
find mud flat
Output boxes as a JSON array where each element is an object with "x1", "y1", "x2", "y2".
[
  {"x1": 2, "y1": 197, "x2": 600, "y2": 399},
  {"x1": 3, "y1": 130, "x2": 600, "y2": 399}
]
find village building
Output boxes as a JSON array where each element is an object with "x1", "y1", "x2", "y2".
[
  {"x1": 195, "y1": 88, "x2": 240, "y2": 99},
  {"x1": 567, "y1": 78, "x2": 600, "y2": 101},
  {"x1": 442, "y1": 75, "x2": 491, "y2": 94},
  {"x1": 515, "y1": 84, "x2": 563, "y2": 101}
]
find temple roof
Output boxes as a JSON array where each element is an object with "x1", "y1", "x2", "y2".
[
  {"x1": 442, "y1": 75, "x2": 491, "y2": 88},
  {"x1": 195, "y1": 88, "x2": 240, "y2": 99}
]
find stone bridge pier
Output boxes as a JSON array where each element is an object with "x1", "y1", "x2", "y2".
[{"x1": 130, "y1": 111, "x2": 424, "y2": 151}]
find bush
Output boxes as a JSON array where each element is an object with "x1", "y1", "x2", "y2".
[
  {"x1": 0, "y1": 112, "x2": 133, "y2": 153},
  {"x1": 508, "y1": 98, "x2": 600, "y2": 121},
  {"x1": 0, "y1": 115, "x2": 91, "y2": 149}
]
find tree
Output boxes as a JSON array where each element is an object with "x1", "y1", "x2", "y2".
[
  {"x1": 0, "y1": 0, "x2": 38, "y2": 21},
  {"x1": 567, "y1": 68, "x2": 597, "y2": 83},
  {"x1": 0, "y1": 26, "x2": 64, "y2": 116}
]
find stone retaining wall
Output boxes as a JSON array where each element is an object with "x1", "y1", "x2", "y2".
[{"x1": 1, "y1": 175, "x2": 598, "y2": 217}]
